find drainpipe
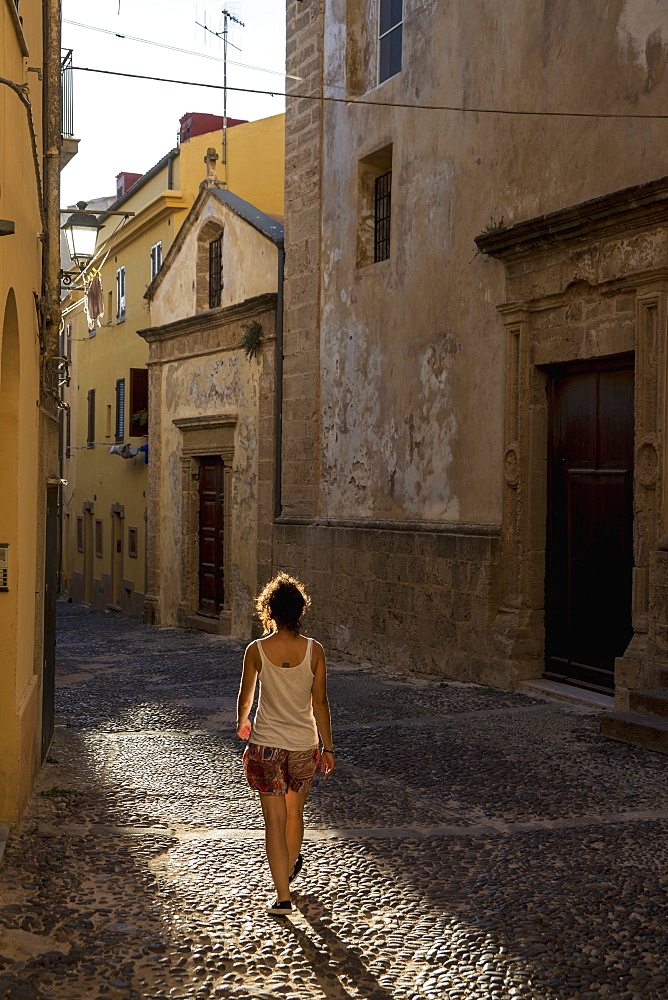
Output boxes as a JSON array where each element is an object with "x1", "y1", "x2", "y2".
[
  {"x1": 274, "y1": 240, "x2": 284, "y2": 520},
  {"x1": 167, "y1": 150, "x2": 176, "y2": 190},
  {"x1": 42, "y1": 0, "x2": 62, "y2": 362}
]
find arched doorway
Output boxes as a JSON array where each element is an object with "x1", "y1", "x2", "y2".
[{"x1": 0, "y1": 289, "x2": 20, "y2": 662}]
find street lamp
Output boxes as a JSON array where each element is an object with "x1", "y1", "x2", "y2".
[{"x1": 61, "y1": 201, "x2": 103, "y2": 277}]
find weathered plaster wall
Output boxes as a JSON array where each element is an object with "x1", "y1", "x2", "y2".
[
  {"x1": 278, "y1": 0, "x2": 668, "y2": 684},
  {"x1": 315, "y1": 0, "x2": 668, "y2": 528},
  {"x1": 149, "y1": 198, "x2": 278, "y2": 328},
  {"x1": 159, "y1": 348, "x2": 263, "y2": 634}
]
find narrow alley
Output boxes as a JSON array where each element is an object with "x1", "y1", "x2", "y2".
[{"x1": 1, "y1": 605, "x2": 667, "y2": 1000}]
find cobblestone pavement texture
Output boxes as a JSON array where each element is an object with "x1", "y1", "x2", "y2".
[{"x1": 1, "y1": 604, "x2": 667, "y2": 1000}]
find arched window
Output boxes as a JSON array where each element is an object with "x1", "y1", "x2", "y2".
[{"x1": 196, "y1": 220, "x2": 225, "y2": 311}]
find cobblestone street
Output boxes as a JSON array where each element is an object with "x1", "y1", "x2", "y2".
[{"x1": 1, "y1": 604, "x2": 668, "y2": 1000}]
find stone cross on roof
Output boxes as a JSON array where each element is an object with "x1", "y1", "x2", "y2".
[{"x1": 202, "y1": 147, "x2": 224, "y2": 189}]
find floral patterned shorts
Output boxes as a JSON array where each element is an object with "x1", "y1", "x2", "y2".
[{"x1": 243, "y1": 743, "x2": 320, "y2": 796}]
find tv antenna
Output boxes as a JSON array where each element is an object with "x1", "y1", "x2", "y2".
[{"x1": 196, "y1": 8, "x2": 245, "y2": 184}]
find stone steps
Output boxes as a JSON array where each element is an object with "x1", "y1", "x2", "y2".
[
  {"x1": 600, "y1": 709, "x2": 668, "y2": 755},
  {"x1": 629, "y1": 688, "x2": 668, "y2": 719}
]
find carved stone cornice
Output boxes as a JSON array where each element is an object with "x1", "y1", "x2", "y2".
[
  {"x1": 138, "y1": 292, "x2": 278, "y2": 345},
  {"x1": 476, "y1": 175, "x2": 668, "y2": 261}
]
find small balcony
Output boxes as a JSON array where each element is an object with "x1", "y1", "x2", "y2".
[{"x1": 60, "y1": 49, "x2": 79, "y2": 170}]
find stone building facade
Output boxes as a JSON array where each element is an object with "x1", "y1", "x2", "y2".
[
  {"x1": 277, "y1": 0, "x2": 668, "y2": 721},
  {"x1": 139, "y1": 186, "x2": 283, "y2": 638}
]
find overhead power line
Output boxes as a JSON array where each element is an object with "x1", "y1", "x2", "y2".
[
  {"x1": 62, "y1": 19, "x2": 301, "y2": 80},
  {"x1": 71, "y1": 64, "x2": 668, "y2": 119}
]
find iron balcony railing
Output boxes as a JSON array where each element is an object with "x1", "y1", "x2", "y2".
[{"x1": 61, "y1": 49, "x2": 74, "y2": 139}]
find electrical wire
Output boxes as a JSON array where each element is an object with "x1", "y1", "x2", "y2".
[
  {"x1": 0, "y1": 76, "x2": 46, "y2": 229},
  {"x1": 62, "y1": 19, "x2": 301, "y2": 80},
  {"x1": 71, "y1": 64, "x2": 668, "y2": 119}
]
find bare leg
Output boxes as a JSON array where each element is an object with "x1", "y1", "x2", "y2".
[
  {"x1": 259, "y1": 793, "x2": 290, "y2": 900},
  {"x1": 286, "y1": 786, "x2": 308, "y2": 871}
]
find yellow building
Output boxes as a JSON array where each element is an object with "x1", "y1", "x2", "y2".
[
  {"x1": 61, "y1": 113, "x2": 284, "y2": 616},
  {"x1": 1, "y1": 0, "x2": 67, "y2": 824}
]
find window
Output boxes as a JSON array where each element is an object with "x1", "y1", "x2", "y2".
[
  {"x1": 87, "y1": 388, "x2": 96, "y2": 447},
  {"x1": 129, "y1": 367, "x2": 149, "y2": 436},
  {"x1": 66, "y1": 322, "x2": 72, "y2": 361},
  {"x1": 76, "y1": 516, "x2": 84, "y2": 553},
  {"x1": 116, "y1": 266, "x2": 126, "y2": 322},
  {"x1": 374, "y1": 170, "x2": 392, "y2": 262},
  {"x1": 357, "y1": 144, "x2": 393, "y2": 267},
  {"x1": 128, "y1": 526, "x2": 138, "y2": 558},
  {"x1": 115, "y1": 378, "x2": 126, "y2": 441},
  {"x1": 95, "y1": 519, "x2": 103, "y2": 558},
  {"x1": 209, "y1": 236, "x2": 223, "y2": 308},
  {"x1": 65, "y1": 406, "x2": 71, "y2": 459},
  {"x1": 378, "y1": 0, "x2": 402, "y2": 84},
  {"x1": 150, "y1": 241, "x2": 162, "y2": 280}
]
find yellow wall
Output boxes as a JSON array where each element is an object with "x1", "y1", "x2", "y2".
[
  {"x1": 63, "y1": 113, "x2": 284, "y2": 615},
  {"x1": 180, "y1": 114, "x2": 285, "y2": 216},
  {"x1": 0, "y1": 0, "x2": 55, "y2": 824}
]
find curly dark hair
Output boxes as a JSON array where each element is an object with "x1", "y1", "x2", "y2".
[{"x1": 255, "y1": 572, "x2": 311, "y2": 635}]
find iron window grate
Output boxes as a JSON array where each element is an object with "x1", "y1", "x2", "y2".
[
  {"x1": 209, "y1": 236, "x2": 223, "y2": 308},
  {"x1": 374, "y1": 170, "x2": 392, "y2": 262}
]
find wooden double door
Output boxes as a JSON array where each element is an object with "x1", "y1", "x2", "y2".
[
  {"x1": 545, "y1": 356, "x2": 634, "y2": 692},
  {"x1": 198, "y1": 457, "x2": 226, "y2": 618}
]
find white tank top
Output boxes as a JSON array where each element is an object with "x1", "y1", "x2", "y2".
[{"x1": 250, "y1": 637, "x2": 319, "y2": 751}]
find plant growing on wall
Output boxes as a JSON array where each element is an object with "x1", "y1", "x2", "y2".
[{"x1": 240, "y1": 320, "x2": 263, "y2": 361}]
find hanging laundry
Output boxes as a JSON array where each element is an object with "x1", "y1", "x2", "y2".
[
  {"x1": 109, "y1": 443, "x2": 138, "y2": 459},
  {"x1": 85, "y1": 273, "x2": 104, "y2": 331}
]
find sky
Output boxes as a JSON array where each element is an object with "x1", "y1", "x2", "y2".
[{"x1": 60, "y1": 0, "x2": 286, "y2": 206}]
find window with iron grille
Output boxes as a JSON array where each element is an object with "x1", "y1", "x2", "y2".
[
  {"x1": 116, "y1": 266, "x2": 126, "y2": 322},
  {"x1": 150, "y1": 241, "x2": 162, "y2": 280},
  {"x1": 76, "y1": 516, "x2": 84, "y2": 553},
  {"x1": 128, "y1": 526, "x2": 138, "y2": 558},
  {"x1": 115, "y1": 378, "x2": 125, "y2": 441},
  {"x1": 129, "y1": 368, "x2": 149, "y2": 436},
  {"x1": 374, "y1": 170, "x2": 392, "y2": 262},
  {"x1": 87, "y1": 388, "x2": 96, "y2": 447},
  {"x1": 378, "y1": 0, "x2": 403, "y2": 84},
  {"x1": 209, "y1": 236, "x2": 223, "y2": 308},
  {"x1": 95, "y1": 519, "x2": 103, "y2": 558}
]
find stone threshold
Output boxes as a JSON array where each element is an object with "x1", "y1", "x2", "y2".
[
  {"x1": 33, "y1": 806, "x2": 668, "y2": 844},
  {"x1": 0, "y1": 823, "x2": 9, "y2": 863},
  {"x1": 520, "y1": 678, "x2": 614, "y2": 711}
]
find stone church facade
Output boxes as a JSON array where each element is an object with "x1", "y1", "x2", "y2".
[{"x1": 278, "y1": 0, "x2": 668, "y2": 743}]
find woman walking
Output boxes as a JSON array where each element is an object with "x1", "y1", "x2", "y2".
[{"x1": 236, "y1": 573, "x2": 335, "y2": 915}]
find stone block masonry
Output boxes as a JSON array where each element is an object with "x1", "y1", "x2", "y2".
[
  {"x1": 273, "y1": 520, "x2": 507, "y2": 684},
  {"x1": 282, "y1": 0, "x2": 325, "y2": 517}
]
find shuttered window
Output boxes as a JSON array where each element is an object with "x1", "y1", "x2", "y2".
[
  {"x1": 209, "y1": 236, "x2": 223, "y2": 308},
  {"x1": 95, "y1": 519, "x2": 103, "y2": 558},
  {"x1": 150, "y1": 241, "x2": 162, "y2": 280},
  {"x1": 65, "y1": 406, "x2": 71, "y2": 459},
  {"x1": 129, "y1": 368, "x2": 149, "y2": 436},
  {"x1": 87, "y1": 388, "x2": 96, "y2": 448},
  {"x1": 115, "y1": 378, "x2": 125, "y2": 441},
  {"x1": 116, "y1": 266, "x2": 126, "y2": 322}
]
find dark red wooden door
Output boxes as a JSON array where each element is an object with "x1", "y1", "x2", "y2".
[
  {"x1": 198, "y1": 458, "x2": 225, "y2": 617},
  {"x1": 545, "y1": 356, "x2": 634, "y2": 692}
]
